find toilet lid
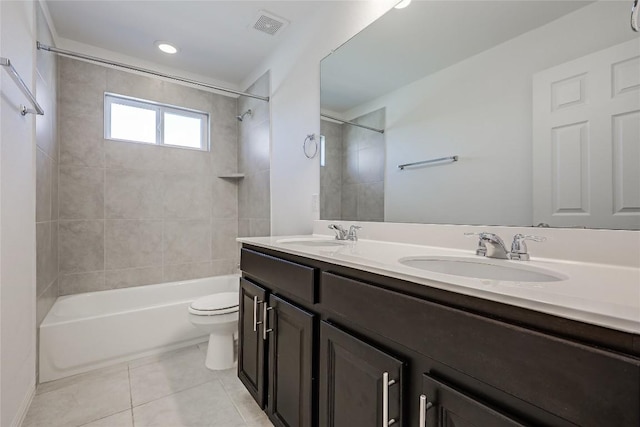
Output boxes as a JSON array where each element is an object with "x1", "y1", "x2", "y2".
[{"x1": 189, "y1": 292, "x2": 239, "y2": 315}]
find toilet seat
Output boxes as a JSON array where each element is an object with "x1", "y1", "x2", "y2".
[{"x1": 189, "y1": 292, "x2": 239, "y2": 316}]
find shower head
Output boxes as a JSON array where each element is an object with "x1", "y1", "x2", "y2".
[{"x1": 236, "y1": 109, "x2": 252, "y2": 122}]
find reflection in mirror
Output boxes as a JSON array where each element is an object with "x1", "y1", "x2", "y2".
[{"x1": 320, "y1": 1, "x2": 640, "y2": 229}]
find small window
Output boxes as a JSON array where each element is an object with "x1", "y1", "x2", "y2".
[{"x1": 105, "y1": 93, "x2": 209, "y2": 150}]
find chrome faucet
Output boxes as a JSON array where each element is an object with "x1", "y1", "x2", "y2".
[
  {"x1": 466, "y1": 232, "x2": 546, "y2": 260},
  {"x1": 328, "y1": 224, "x2": 361, "y2": 241},
  {"x1": 510, "y1": 234, "x2": 546, "y2": 261}
]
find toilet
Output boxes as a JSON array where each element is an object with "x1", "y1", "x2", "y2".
[{"x1": 188, "y1": 292, "x2": 239, "y2": 370}]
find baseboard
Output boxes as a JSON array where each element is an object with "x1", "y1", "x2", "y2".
[{"x1": 11, "y1": 383, "x2": 35, "y2": 427}]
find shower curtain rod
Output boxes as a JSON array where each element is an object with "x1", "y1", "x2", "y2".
[
  {"x1": 321, "y1": 114, "x2": 384, "y2": 134},
  {"x1": 37, "y1": 42, "x2": 269, "y2": 102}
]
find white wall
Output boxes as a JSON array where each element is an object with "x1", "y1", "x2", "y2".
[
  {"x1": 0, "y1": 1, "x2": 37, "y2": 425},
  {"x1": 343, "y1": 1, "x2": 635, "y2": 226},
  {"x1": 242, "y1": 0, "x2": 396, "y2": 236}
]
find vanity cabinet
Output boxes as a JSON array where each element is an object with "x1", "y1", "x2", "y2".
[
  {"x1": 239, "y1": 249, "x2": 316, "y2": 427},
  {"x1": 239, "y1": 245, "x2": 640, "y2": 427},
  {"x1": 319, "y1": 322, "x2": 404, "y2": 427}
]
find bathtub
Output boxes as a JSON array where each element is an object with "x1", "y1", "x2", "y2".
[{"x1": 39, "y1": 274, "x2": 239, "y2": 383}]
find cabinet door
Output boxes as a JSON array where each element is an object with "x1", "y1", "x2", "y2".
[
  {"x1": 420, "y1": 374, "x2": 526, "y2": 427},
  {"x1": 267, "y1": 295, "x2": 315, "y2": 427},
  {"x1": 238, "y1": 278, "x2": 267, "y2": 408},
  {"x1": 320, "y1": 322, "x2": 404, "y2": 427}
]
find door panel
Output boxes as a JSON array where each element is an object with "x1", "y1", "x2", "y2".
[
  {"x1": 319, "y1": 321, "x2": 404, "y2": 427},
  {"x1": 267, "y1": 295, "x2": 315, "y2": 427},
  {"x1": 238, "y1": 278, "x2": 267, "y2": 408},
  {"x1": 533, "y1": 38, "x2": 640, "y2": 229}
]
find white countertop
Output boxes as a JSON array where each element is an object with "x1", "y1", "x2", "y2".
[{"x1": 238, "y1": 235, "x2": 640, "y2": 334}]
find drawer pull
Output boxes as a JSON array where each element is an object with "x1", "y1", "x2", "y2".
[
  {"x1": 262, "y1": 303, "x2": 273, "y2": 341},
  {"x1": 252, "y1": 296, "x2": 264, "y2": 332},
  {"x1": 419, "y1": 394, "x2": 434, "y2": 427},
  {"x1": 382, "y1": 372, "x2": 397, "y2": 426}
]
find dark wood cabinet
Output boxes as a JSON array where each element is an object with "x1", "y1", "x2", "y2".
[
  {"x1": 420, "y1": 374, "x2": 526, "y2": 427},
  {"x1": 239, "y1": 244, "x2": 640, "y2": 427},
  {"x1": 238, "y1": 278, "x2": 267, "y2": 408},
  {"x1": 267, "y1": 295, "x2": 315, "y2": 427},
  {"x1": 319, "y1": 322, "x2": 404, "y2": 427}
]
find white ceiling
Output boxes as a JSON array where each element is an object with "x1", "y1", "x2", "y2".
[{"x1": 44, "y1": 1, "x2": 345, "y2": 87}]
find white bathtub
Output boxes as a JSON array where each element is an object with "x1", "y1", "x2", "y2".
[{"x1": 39, "y1": 275, "x2": 239, "y2": 383}]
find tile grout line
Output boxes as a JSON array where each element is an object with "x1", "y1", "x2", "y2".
[
  {"x1": 219, "y1": 376, "x2": 251, "y2": 424},
  {"x1": 128, "y1": 365, "x2": 135, "y2": 427}
]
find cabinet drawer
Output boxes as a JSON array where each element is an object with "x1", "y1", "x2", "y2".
[
  {"x1": 241, "y1": 248, "x2": 316, "y2": 304},
  {"x1": 320, "y1": 272, "x2": 640, "y2": 427}
]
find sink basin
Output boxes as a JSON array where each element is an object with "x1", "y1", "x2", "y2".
[
  {"x1": 398, "y1": 256, "x2": 564, "y2": 282},
  {"x1": 276, "y1": 237, "x2": 348, "y2": 247}
]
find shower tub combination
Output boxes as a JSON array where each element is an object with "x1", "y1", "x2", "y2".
[{"x1": 39, "y1": 274, "x2": 239, "y2": 383}]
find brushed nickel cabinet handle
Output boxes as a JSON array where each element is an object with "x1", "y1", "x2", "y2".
[
  {"x1": 382, "y1": 372, "x2": 397, "y2": 426},
  {"x1": 262, "y1": 302, "x2": 273, "y2": 341},
  {"x1": 252, "y1": 296, "x2": 263, "y2": 332},
  {"x1": 419, "y1": 394, "x2": 434, "y2": 427}
]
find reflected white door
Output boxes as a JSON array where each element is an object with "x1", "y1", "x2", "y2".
[{"x1": 533, "y1": 38, "x2": 640, "y2": 229}]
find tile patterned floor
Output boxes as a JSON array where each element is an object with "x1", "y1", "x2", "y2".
[{"x1": 24, "y1": 344, "x2": 273, "y2": 427}]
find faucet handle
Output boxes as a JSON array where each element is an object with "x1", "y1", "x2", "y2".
[
  {"x1": 464, "y1": 232, "x2": 487, "y2": 256},
  {"x1": 347, "y1": 225, "x2": 362, "y2": 241},
  {"x1": 328, "y1": 224, "x2": 348, "y2": 240},
  {"x1": 510, "y1": 234, "x2": 546, "y2": 261}
]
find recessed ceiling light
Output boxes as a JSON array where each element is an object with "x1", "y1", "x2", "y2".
[
  {"x1": 394, "y1": 0, "x2": 412, "y2": 9},
  {"x1": 155, "y1": 41, "x2": 178, "y2": 54}
]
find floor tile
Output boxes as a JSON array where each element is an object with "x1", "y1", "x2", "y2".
[
  {"x1": 78, "y1": 410, "x2": 133, "y2": 427},
  {"x1": 37, "y1": 362, "x2": 129, "y2": 395},
  {"x1": 224, "y1": 383, "x2": 265, "y2": 423},
  {"x1": 129, "y1": 345, "x2": 219, "y2": 406},
  {"x1": 24, "y1": 370, "x2": 131, "y2": 427},
  {"x1": 133, "y1": 380, "x2": 245, "y2": 427}
]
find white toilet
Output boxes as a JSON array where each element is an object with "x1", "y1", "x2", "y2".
[{"x1": 188, "y1": 292, "x2": 239, "y2": 370}]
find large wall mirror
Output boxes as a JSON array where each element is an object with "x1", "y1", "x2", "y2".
[{"x1": 320, "y1": 0, "x2": 640, "y2": 230}]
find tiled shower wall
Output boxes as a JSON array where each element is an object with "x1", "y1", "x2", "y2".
[
  {"x1": 35, "y1": 2, "x2": 59, "y2": 327},
  {"x1": 320, "y1": 108, "x2": 385, "y2": 221},
  {"x1": 319, "y1": 119, "x2": 343, "y2": 219},
  {"x1": 238, "y1": 72, "x2": 270, "y2": 237},
  {"x1": 57, "y1": 57, "x2": 242, "y2": 295}
]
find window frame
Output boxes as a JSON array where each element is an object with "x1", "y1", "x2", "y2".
[{"x1": 104, "y1": 92, "x2": 210, "y2": 151}]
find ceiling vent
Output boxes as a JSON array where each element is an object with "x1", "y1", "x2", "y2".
[{"x1": 252, "y1": 10, "x2": 289, "y2": 36}]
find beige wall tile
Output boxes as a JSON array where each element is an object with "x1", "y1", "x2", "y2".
[
  {"x1": 105, "y1": 169, "x2": 163, "y2": 219},
  {"x1": 163, "y1": 220, "x2": 211, "y2": 265},
  {"x1": 162, "y1": 173, "x2": 212, "y2": 219},
  {"x1": 59, "y1": 220, "x2": 105, "y2": 273},
  {"x1": 249, "y1": 219, "x2": 270, "y2": 238},
  {"x1": 212, "y1": 179, "x2": 238, "y2": 219},
  {"x1": 212, "y1": 218, "x2": 238, "y2": 260},
  {"x1": 212, "y1": 259, "x2": 239, "y2": 276},
  {"x1": 105, "y1": 267, "x2": 163, "y2": 290},
  {"x1": 58, "y1": 110, "x2": 104, "y2": 167},
  {"x1": 248, "y1": 171, "x2": 270, "y2": 220},
  {"x1": 162, "y1": 262, "x2": 215, "y2": 282},
  {"x1": 59, "y1": 271, "x2": 106, "y2": 296},
  {"x1": 36, "y1": 148, "x2": 53, "y2": 222},
  {"x1": 58, "y1": 57, "x2": 107, "y2": 118},
  {"x1": 36, "y1": 222, "x2": 55, "y2": 295},
  {"x1": 105, "y1": 140, "x2": 163, "y2": 171},
  {"x1": 161, "y1": 146, "x2": 211, "y2": 175},
  {"x1": 59, "y1": 166, "x2": 104, "y2": 219},
  {"x1": 106, "y1": 69, "x2": 163, "y2": 103},
  {"x1": 105, "y1": 220, "x2": 163, "y2": 269},
  {"x1": 36, "y1": 279, "x2": 58, "y2": 326}
]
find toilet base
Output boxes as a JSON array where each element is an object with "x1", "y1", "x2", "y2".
[{"x1": 204, "y1": 331, "x2": 235, "y2": 370}]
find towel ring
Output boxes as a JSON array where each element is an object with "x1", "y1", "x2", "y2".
[{"x1": 303, "y1": 134, "x2": 318, "y2": 159}]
